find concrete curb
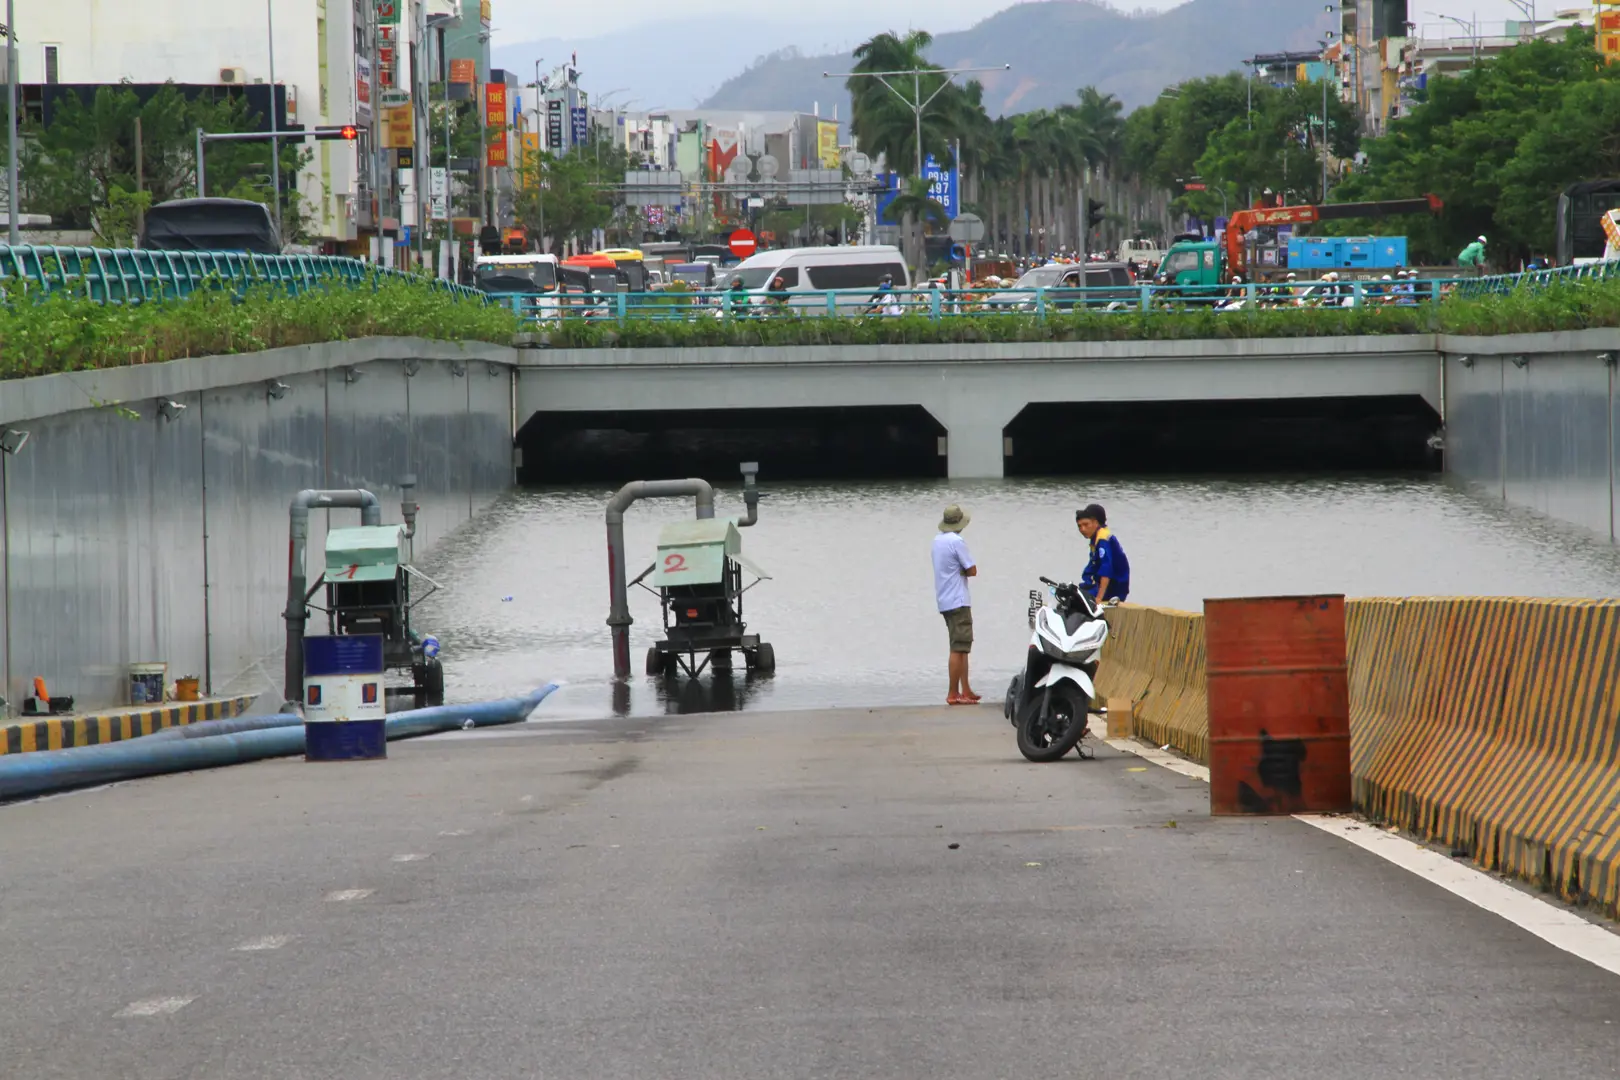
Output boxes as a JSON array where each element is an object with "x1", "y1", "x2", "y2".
[{"x1": 0, "y1": 696, "x2": 256, "y2": 756}]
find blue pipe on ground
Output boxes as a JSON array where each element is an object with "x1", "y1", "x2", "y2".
[{"x1": 0, "y1": 684, "x2": 561, "y2": 801}]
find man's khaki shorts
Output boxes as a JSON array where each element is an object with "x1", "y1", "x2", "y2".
[{"x1": 942, "y1": 606, "x2": 973, "y2": 653}]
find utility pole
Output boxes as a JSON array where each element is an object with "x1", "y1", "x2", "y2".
[
  {"x1": 5, "y1": 0, "x2": 19, "y2": 246},
  {"x1": 267, "y1": 0, "x2": 282, "y2": 242},
  {"x1": 823, "y1": 62, "x2": 1009, "y2": 276},
  {"x1": 1321, "y1": 62, "x2": 1330, "y2": 201},
  {"x1": 368, "y1": 0, "x2": 383, "y2": 261},
  {"x1": 134, "y1": 116, "x2": 144, "y2": 243}
]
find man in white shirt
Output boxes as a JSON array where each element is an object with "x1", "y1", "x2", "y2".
[{"x1": 932, "y1": 504, "x2": 980, "y2": 705}]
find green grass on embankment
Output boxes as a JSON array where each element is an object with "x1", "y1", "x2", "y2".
[
  {"x1": 0, "y1": 279, "x2": 521, "y2": 380},
  {"x1": 5, "y1": 277, "x2": 1620, "y2": 379}
]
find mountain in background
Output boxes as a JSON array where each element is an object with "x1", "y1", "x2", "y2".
[
  {"x1": 492, "y1": 18, "x2": 839, "y2": 111},
  {"x1": 699, "y1": 0, "x2": 1333, "y2": 117}
]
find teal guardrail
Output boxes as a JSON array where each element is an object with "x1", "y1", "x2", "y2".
[
  {"x1": 0, "y1": 245, "x2": 490, "y2": 304},
  {"x1": 493, "y1": 277, "x2": 1471, "y2": 325},
  {"x1": 1453, "y1": 258, "x2": 1620, "y2": 297}
]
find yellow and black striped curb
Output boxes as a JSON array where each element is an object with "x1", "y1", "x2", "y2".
[
  {"x1": 0, "y1": 696, "x2": 256, "y2": 756},
  {"x1": 1097, "y1": 597, "x2": 1620, "y2": 918}
]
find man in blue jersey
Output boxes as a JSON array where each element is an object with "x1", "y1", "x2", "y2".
[{"x1": 1076, "y1": 503, "x2": 1130, "y2": 604}]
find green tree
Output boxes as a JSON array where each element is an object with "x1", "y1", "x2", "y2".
[
  {"x1": 1327, "y1": 31, "x2": 1612, "y2": 263},
  {"x1": 22, "y1": 83, "x2": 314, "y2": 244}
]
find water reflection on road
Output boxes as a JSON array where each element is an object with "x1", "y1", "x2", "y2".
[{"x1": 415, "y1": 475, "x2": 1620, "y2": 720}]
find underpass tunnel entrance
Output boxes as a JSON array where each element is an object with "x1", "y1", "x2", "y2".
[
  {"x1": 517, "y1": 406, "x2": 948, "y2": 484},
  {"x1": 1004, "y1": 396, "x2": 1443, "y2": 476}
]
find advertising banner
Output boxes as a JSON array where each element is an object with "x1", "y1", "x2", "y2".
[
  {"x1": 875, "y1": 155, "x2": 959, "y2": 223},
  {"x1": 572, "y1": 107, "x2": 589, "y2": 148},
  {"x1": 547, "y1": 99, "x2": 564, "y2": 151},
  {"x1": 430, "y1": 167, "x2": 448, "y2": 220},
  {"x1": 817, "y1": 121, "x2": 840, "y2": 169},
  {"x1": 484, "y1": 83, "x2": 507, "y2": 129}
]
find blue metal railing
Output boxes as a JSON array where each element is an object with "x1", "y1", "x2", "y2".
[
  {"x1": 3, "y1": 243, "x2": 1612, "y2": 324},
  {"x1": 496, "y1": 277, "x2": 1471, "y2": 325},
  {"x1": 0, "y1": 245, "x2": 490, "y2": 304},
  {"x1": 1452, "y1": 259, "x2": 1620, "y2": 297}
]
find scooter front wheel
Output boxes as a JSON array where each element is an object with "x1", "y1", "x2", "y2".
[
  {"x1": 1004, "y1": 674, "x2": 1023, "y2": 724},
  {"x1": 1016, "y1": 683, "x2": 1090, "y2": 763}
]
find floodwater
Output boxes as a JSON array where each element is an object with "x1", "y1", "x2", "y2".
[{"x1": 413, "y1": 476, "x2": 1620, "y2": 720}]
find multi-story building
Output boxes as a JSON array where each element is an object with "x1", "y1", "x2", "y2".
[
  {"x1": 11, "y1": 0, "x2": 486, "y2": 258},
  {"x1": 1339, "y1": 2, "x2": 1597, "y2": 134}
]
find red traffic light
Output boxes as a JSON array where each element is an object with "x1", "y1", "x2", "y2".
[
  {"x1": 340, "y1": 125, "x2": 358, "y2": 140},
  {"x1": 314, "y1": 125, "x2": 360, "y2": 141}
]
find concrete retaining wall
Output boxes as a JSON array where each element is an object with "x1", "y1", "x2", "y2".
[
  {"x1": 1095, "y1": 598, "x2": 1620, "y2": 916},
  {"x1": 1440, "y1": 329, "x2": 1620, "y2": 540},
  {"x1": 0, "y1": 339, "x2": 514, "y2": 713}
]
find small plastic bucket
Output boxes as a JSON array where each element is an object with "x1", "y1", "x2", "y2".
[{"x1": 129, "y1": 663, "x2": 168, "y2": 706}]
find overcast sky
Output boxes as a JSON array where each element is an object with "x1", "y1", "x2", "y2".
[{"x1": 496, "y1": 0, "x2": 1562, "y2": 48}]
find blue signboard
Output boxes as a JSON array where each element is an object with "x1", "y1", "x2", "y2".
[
  {"x1": 875, "y1": 154, "x2": 960, "y2": 225},
  {"x1": 571, "y1": 107, "x2": 589, "y2": 147}
]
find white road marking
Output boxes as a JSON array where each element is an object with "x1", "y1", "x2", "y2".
[
  {"x1": 391, "y1": 853, "x2": 429, "y2": 862},
  {"x1": 233, "y1": 935, "x2": 293, "y2": 952},
  {"x1": 116, "y1": 997, "x2": 194, "y2": 1018},
  {"x1": 1298, "y1": 814, "x2": 1620, "y2": 977},
  {"x1": 1105, "y1": 736, "x2": 1620, "y2": 977},
  {"x1": 323, "y1": 888, "x2": 374, "y2": 902},
  {"x1": 437, "y1": 829, "x2": 471, "y2": 837},
  {"x1": 1103, "y1": 737, "x2": 1209, "y2": 782}
]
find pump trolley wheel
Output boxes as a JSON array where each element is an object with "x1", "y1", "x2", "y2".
[
  {"x1": 710, "y1": 649, "x2": 733, "y2": 671},
  {"x1": 646, "y1": 647, "x2": 669, "y2": 677},
  {"x1": 413, "y1": 657, "x2": 445, "y2": 709},
  {"x1": 747, "y1": 642, "x2": 776, "y2": 675}
]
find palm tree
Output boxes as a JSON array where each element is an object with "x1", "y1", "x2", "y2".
[
  {"x1": 886, "y1": 175, "x2": 949, "y2": 273},
  {"x1": 1074, "y1": 87, "x2": 1125, "y2": 252}
]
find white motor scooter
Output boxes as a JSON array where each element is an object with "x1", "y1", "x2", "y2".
[{"x1": 1003, "y1": 576, "x2": 1109, "y2": 762}]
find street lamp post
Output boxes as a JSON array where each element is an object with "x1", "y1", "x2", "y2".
[
  {"x1": 1504, "y1": 0, "x2": 1536, "y2": 37},
  {"x1": 1428, "y1": 11, "x2": 1480, "y2": 64},
  {"x1": 5, "y1": 0, "x2": 19, "y2": 245},
  {"x1": 266, "y1": 0, "x2": 282, "y2": 242},
  {"x1": 823, "y1": 63, "x2": 1009, "y2": 180},
  {"x1": 823, "y1": 62, "x2": 1009, "y2": 273}
]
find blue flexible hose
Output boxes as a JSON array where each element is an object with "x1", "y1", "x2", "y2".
[{"x1": 0, "y1": 684, "x2": 562, "y2": 801}]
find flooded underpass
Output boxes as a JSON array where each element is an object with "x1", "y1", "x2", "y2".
[{"x1": 412, "y1": 474, "x2": 1620, "y2": 719}]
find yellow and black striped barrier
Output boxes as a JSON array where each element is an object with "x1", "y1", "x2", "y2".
[
  {"x1": 0, "y1": 696, "x2": 256, "y2": 756},
  {"x1": 1096, "y1": 597, "x2": 1620, "y2": 918},
  {"x1": 1094, "y1": 604, "x2": 1210, "y2": 762}
]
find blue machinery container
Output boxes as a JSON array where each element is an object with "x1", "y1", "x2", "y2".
[{"x1": 1287, "y1": 236, "x2": 1409, "y2": 270}]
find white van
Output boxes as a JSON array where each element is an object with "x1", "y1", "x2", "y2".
[{"x1": 725, "y1": 245, "x2": 911, "y2": 313}]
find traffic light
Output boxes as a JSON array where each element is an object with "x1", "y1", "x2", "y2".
[
  {"x1": 313, "y1": 125, "x2": 360, "y2": 141},
  {"x1": 1087, "y1": 198, "x2": 1106, "y2": 230}
]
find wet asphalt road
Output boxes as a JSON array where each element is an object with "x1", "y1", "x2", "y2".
[{"x1": 3, "y1": 703, "x2": 1617, "y2": 1079}]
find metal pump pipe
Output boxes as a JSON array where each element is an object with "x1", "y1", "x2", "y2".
[
  {"x1": 605, "y1": 479, "x2": 715, "y2": 678},
  {"x1": 736, "y1": 461, "x2": 761, "y2": 527},
  {"x1": 284, "y1": 489, "x2": 383, "y2": 701}
]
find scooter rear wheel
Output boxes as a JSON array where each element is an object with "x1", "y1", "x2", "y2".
[{"x1": 1016, "y1": 683, "x2": 1090, "y2": 763}]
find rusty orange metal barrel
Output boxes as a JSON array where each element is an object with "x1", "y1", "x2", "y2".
[{"x1": 1204, "y1": 594, "x2": 1351, "y2": 816}]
